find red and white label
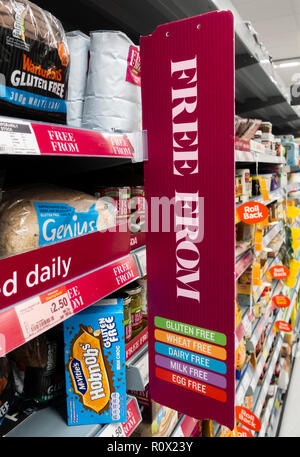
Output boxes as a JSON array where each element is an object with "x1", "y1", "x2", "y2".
[
  {"x1": 126, "y1": 46, "x2": 141, "y2": 86},
  {"x1": 125, "y1": 325, "x2": 148, "y2": 361},
  {"x1": 236, "y1": 426, "x2": 253, "y2": 437},
  {"x1": 235, "y1": 406, "x2": 261, "y2": 432},
  {"x1": 0, "y1": 255, "x2": 139, "y2": 356},
  {"x1": 31, "y1": 123, "x2": 134, "y2": 158},
  {"x1": 269, "y1": 265, "x2": 290, "y2": 280},
  {"x1": 237, "y1": 202, "x2": 269, "y2": 225},
  {"x1": 122, "y1": 398, "x2": 142, "y2": 437},
  {"x1": 275, "y1": 321, "x2": 293, "y2": 333}
]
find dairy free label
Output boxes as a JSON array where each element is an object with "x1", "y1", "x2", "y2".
[{"x1": 154, "y1": 317, "x2": 227, "y2": 403}]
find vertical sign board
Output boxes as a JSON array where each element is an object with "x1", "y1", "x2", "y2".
[{"x1": 141, "y1": 11, "x2": 235, "y2": 429}]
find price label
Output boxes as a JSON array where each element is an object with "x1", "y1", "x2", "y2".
[
  {"x1": 99, "y1": 422, "x2": 125, "y2": 437},
  {"x1": 15, "y1": 286, "x2": 73, "y2": 341},
  {"x1": 0, "y1": 118, "x2": 40, "y2": 155}
]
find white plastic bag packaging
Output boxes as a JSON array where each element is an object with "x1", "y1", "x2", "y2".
[
  {"x1": 66, "y1": 31, "x2": 90, "y2": 127},
  {"x1": 82, "y1": 30, "x2": 142, "y2": 133}
]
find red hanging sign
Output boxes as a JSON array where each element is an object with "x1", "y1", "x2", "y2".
[
  {"x1": 141, "y1": 11, "x2": 235, "y2": 429},
  {"x1": 237, "y1": 202, "x2": 269, "y2": 225}
]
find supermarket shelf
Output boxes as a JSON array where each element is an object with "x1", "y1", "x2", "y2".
[
  {"x1": 235, "y1": 150, "x2": 285, "y2": 164},
  {"x1": 263, "y1": 221, "x2": 283, "y2": 249},
  {"x1": 170, "y1": 415, "x2": 198, "y2": 437},
  {"x1": 132, "y1": 245, "x2": 147, "y2": 278},
  {"x1": 126, "y1": 343, "x2": 149, "y2": 391},
  {"x1": 235, "y1": 250, "x2": 254, "y2": 281},
  {"x1": 0, "y1": 115, "x2": 146, "y2": 162},
  {"x1": 0, "y1": 233, "x2": 142, "y2": 356},
  {"x1": 253, "y1": 336, "x2": 282, "y2": 420},
  {"x1": 258, "y1": 386, "x2": 278, "y2": 437},
  {"x1": 4, "y1": 395, "x2": 142, "y2": 437}
]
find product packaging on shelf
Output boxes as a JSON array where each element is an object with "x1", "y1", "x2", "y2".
[
  {"x1": 0, "y1": 0, "x2": 69, "y2": 123},
  {"x1": 0, "y1": 356, "x2": 15, "y2": 425},
  {"x1": 0, "y1": 184, "x2": 117, "y2": 257},
  {"x1": 8, "y1": 325, "x2": 64, "y2": 404},
  {"x1": 63, "y1": 298, "x2": 127, "y2": 426},
  {"x1": 82, "y1": 30, "x2": 141, "y2": 133},
  {"x1": 66, "y1": 31, "x2": 90, "y2": 127},
  {"x1": 132, "y1": 399, "x2": 178, "y2": 438}
]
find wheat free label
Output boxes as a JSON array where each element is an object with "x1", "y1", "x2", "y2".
[{"x1": 237, "y1": 202, "x2": 269, "y2": 225}]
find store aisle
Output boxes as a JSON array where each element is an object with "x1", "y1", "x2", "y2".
[{"x1": 279, "y1": 341, "x2": 300, "y2": 437}]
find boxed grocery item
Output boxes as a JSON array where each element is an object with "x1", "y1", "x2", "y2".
[
  {"x1": 0, "y1": 184, "x2": 116, "y2": 257},
  {"x1": 236, "y1": 169, "x2": 251, "y2": 202},
  {"x1": 8, "y1": 326, "x2": 64, "y2": 404},
  {"x1": 0, "y1": 357, "x2": 15, "y2": 425},
  {"x1": 63, "y1": 298, "x2": 127, "y2": 426},
  {"x1": 0, "y1": 0, "x2": 69, "y2": 123},
  {"x1": 82, "y1": 30, "x2": 141, "y2": 133}
]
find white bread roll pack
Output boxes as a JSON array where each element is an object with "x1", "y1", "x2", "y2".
[{"x1": 0, "y1": 185, "x2": 116, "y2": 257}]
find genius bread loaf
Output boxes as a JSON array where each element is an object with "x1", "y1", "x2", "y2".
[
  {"x1": 0, "y1": 185, "x2": 116, "y2": 257},
  {"x1": 0, "y1": 0, "x2": 69, "y2": 123}
]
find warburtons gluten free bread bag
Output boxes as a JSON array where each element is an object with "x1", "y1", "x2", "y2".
[{"x1": 0, "y1": 0, "x2": 69, "y2": 123}]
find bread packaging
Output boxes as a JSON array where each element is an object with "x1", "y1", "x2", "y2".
[
  {"x1": 0, "y1": 184, "x2": 116, "y2": 257},
  {"x1": 66, "y1": 30, "x2": 90, "y2": 128},
  {"x1": 0, "y1": 0, "x2": 69, "y2": 123},
  {"x1": 82, "y1": 30, "x2": 142, "y2": 133}
]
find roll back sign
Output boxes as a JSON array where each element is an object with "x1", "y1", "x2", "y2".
[{"x1": 141, "y1": 11, "x2": 235, "y2": 428}]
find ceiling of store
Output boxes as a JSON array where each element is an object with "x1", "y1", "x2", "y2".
[{"x1": 231, "y1": 0, "x2": 300, "y2": 88}]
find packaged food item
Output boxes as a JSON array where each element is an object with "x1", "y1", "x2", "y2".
[
  {"x1": 124, "y1": 282, "x2": 143, "y2": 337},
  {"x1": 236, "y1": 338, "x2": 247, "y2": 371},
  {"x1": 261, "y1": 122, "x2": 272, "y2": 134},
  {"x1": 235, "y1": 174, "x2": 243, "y2": 203},
  {"x1": 95, "y1": 186, "x2": 131, "y2": 228},
  {"x1": 66, "y1": 31, "x2": 90, "y2": 127},
  {"x1": 254, "y1": 130, "x2": 262, "y2": 142},
  {"x1": 0, "y1": 184, "x2": 116, "y2": 257},
  {"x1": 122, "y1": 292, "x2": 132, "y2": 344},
  {"x1": 0, "y1": 0, "x2": 70, "y2": 123},
  {"x1": 0, "y1": 356, "x2": 15, "y2": 425},
  {"x1": 8, "y1": 326, "x2": 64, "y2": 404},
  {"x1": 137, "y1": 276, "x2": 148, "y2": 317},
  {"x1": 82, "y1": 31, "x2": 141, "y2": 132},
  {"x1": 130, "y1": 186, "x2": 146, "y2": 232},
  {"x1": 236, "y1": 169, "x2": 251, "y2": 202},
  {"x1": 133, "y1": 400, "x2": 178, "y2": 437},
  {"x1": 63, "y1": 298, "x2": 127, "y2": 425}
]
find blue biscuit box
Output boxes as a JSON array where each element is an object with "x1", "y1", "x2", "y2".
[{"x1": 63, "y1": 298, "x2": 127, "y2": 425}]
